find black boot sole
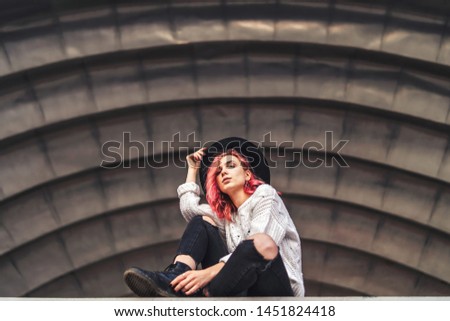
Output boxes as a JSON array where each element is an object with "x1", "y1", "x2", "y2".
[{"x1": 124, "y1": 268, "x2": 177, "y2": 297}]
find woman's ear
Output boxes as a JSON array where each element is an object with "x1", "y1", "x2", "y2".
[{"x1": 245, "y1": 170, "x2": 251, "y2": 181}]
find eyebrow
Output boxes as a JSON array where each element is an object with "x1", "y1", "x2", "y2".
[{"x1": 217, "y1": 160, "x2": 235, "y2": 170}]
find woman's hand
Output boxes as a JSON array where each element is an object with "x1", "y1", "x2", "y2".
[
  {"x1": 186, "y1": 147, "x2": 206, "y2": 170},
  {"x1": 170, "y1": 269, "x2": 213, "y2": 296},
  {"x1": 171, "y1": 262, "x2": 224, "y2": 296}
]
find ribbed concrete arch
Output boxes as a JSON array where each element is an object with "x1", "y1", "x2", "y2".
[
  {"x1": 1, "y1": 101, "x2": 449, "y2": 202},
  {"x1": 273, "y1": 153, "x2": 449, "y2": 231},
  {"x1": 284, "y1": 196, "x2": 450, "y2": 283},
  {"x1": 1, "y1": 200, "x2": 185, "y2": 296},
  {"x1": 26, "y1": 241, "x2": 182, "y2": 298},
  {"x1": 3, "y1": 115, "x2": 448, "y2": 296},
  {"x1": 0, "y1": 160, "x2": 186, "y2": 255},
  {"x1": 303, "y1": 240, "x2": 450, "y2": 296},
  {"x1": 1, "y1": 148, "x2": 448, "y2": 256},
  {"x1": 0, "y1": 0, "x2": 449, "y2": 77},
  {"x1": 1, "y1": 187, "x2": 449, "y2": 296},
  {"x1": 1, "y1": 42, "x2": 450, "y2": 143},
  {"x1": 305, "y1": 280, "x2": 368, "y2": 297},
  {"x1": 1, "y1": 0, "x2": 449, "y2": 297},
  {"x1": 21, "y1": 239, "x2": 450, "y2": 297}
]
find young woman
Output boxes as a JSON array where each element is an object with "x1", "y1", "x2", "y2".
[{"x1": 124, "y1": 137, "x2": 305, "y2": 297}]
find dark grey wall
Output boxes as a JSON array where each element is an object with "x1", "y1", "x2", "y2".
[{"x1": 0, "y1": 0, "x2": 449, "y2": 297}]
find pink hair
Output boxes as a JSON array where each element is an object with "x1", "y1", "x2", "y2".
[{"x1": 205, "y1": 149, "x2": 265, "y2": 222}]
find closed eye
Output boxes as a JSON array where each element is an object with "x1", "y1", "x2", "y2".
[
  {"x1": 225, "y1": 160, "x2": 237, "y2": 169},
  {"x1": 216, "y1": 160, "x2": 239, "y2": 175}
]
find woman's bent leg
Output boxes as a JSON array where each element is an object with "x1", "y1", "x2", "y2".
[
  {"x1": 246, "y1": 252, "x2": 293, "y2": 296},
  {"x1": 124, "y1": 215, "x2": 227, "y2": 297},
  {"x1": 207, "y1": 234, "x2": 293, "y2": 297},
  {"x1": 175, "y1": 215, "x2": 228, "y2": 269}
]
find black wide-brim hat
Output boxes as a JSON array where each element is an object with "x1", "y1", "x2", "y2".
[{"x1": 200, "y1": 137, "x2": 270, "y2": 193}]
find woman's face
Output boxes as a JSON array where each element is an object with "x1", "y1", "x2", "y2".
[{"x1": 215, "y1": 155, "x2": 251, "y2": 195}]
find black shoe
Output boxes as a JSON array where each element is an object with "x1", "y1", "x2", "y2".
[{"x1": 124, "y1": 262, "x2": 191, "y2": 297}]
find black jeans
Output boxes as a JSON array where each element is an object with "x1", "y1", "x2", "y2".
[{"x1": 176, "y1": 215, "x2": 294, "y2": 296}]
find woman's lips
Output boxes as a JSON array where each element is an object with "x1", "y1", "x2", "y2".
[{"x1": 222, "y1": 177, "x2": 231, "y2": 184}]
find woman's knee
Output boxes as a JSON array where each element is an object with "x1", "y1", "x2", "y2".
[
  {"x1": 247, "y1": 233, "x2": 278, "y2": 260},
  {"x1": 189, "y1": 215, "x2": 215, "y2": 226},
  {"x1": 202, "y1": 215, "x2": 217, "y2": 227}
]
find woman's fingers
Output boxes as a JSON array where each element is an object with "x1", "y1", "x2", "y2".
[
  {"x1": 194, "y1": 148, "x2": 205, "y2": 159},
  {"x1": 185, "y1": 283, "x2": 200, "y2": 296},
  {"x1": 173, "y1": 273, "x2": 193, "y2": 292},
  {"x1": 183, "y1": 279, "x2": 204, "y2": 295},
  {"x1": 170, "y1": 274, "x2": 183, "y2": 287},
  {"x1": 171, "y1": 271, "x2": 206, "y2": 295},
  {"x1": 186, "y1": 148, "x2": 207, "y2": 169},
  {"x1": 171, "y1": 273, "x2": 188, "y2": 291}
]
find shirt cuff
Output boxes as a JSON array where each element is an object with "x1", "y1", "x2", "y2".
[
  {"x1": 219, "y1": 253, "x2": 232, "y2": 263},
  {"x1": 177, "y1": 182, "x2": 200, "y2": 198}
]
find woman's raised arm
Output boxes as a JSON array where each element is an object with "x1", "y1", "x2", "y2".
[{"x1": 185, "y1": 147, "x2": 206, "y2": 183}]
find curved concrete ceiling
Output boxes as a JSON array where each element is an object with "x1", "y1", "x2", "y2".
[{"x1": 0, "y1": 0, "x2": 449, "y2": 297}]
